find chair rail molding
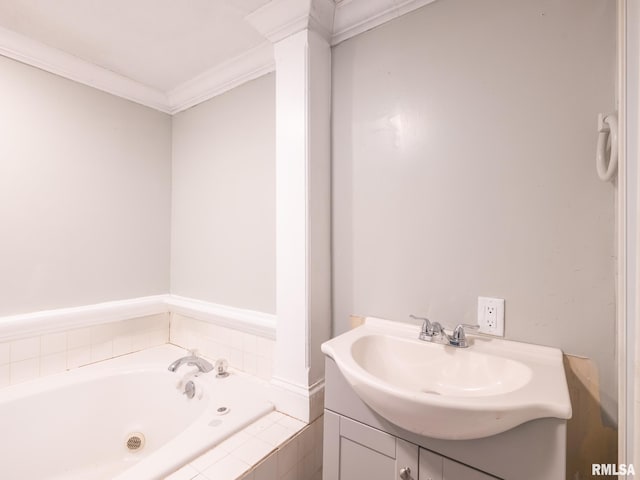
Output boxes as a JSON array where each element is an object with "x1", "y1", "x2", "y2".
[{"x1": 0, "y1": 295, "x2": 276, "y2": 343}]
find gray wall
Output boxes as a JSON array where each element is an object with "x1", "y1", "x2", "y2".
[
  {"x1": 0, "y1": 56, "x2": 172, "y2": 315},
  {"x1": 171, "y1": 74, "x2": 276, "y2": 313},
  {"x1": 332, "y1": 0, "x2": 617, "y2": 421}
]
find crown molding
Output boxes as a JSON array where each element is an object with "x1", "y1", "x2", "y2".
[
  {"x1": 167, "y1": 42, "x2": 275, "y2": 115},
  {"x1": 245, "y1": 0, "x2": 335, "y2": 43},
  {"x1": 0, "y1": 26, "x2": 171, "y2": 113},
  {"x1": 245, "y1": 0, "x2": 312, "y2": 43},
  {"x1": 0, "y1": 24, "x2": 275, "y2": 115},
  {"x1": 310, "y1": 0, "x2": 337, "y2": 41},
  {"x1": 331, "y1": 0, "x2": 438, "y2": 45},
  {"x1": 0, "y1": 0, "x2": 437, "y2": 114}
]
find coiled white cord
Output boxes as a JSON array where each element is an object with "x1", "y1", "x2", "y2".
[{"x1": 596, "y1": 112, "x2": 618, "y2": 182}]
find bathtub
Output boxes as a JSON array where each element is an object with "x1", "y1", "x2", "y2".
[{"x1": 0, "y1": 344, "x2": 274, "y2": 480}]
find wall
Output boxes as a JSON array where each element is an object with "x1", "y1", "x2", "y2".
[
  {"x1": 0, "y1": 56, "x2": 172, "y2": 316},
  {"x1": 332, "y1": 0, "x2": 617, "y2": 422},
  {"x1": 171, "y1": 73, "x2": 276, "y2": 314},
  {"x1": 626, "y1": 0, "x2": 640, "y2": 465}
]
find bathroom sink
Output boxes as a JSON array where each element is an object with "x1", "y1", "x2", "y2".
[
  {"x1": 351, "y1": 334, "x2": 533, "y2": 397},
  {"x1": 321, "y1": 317, "x2": 572, "y2": 440}
]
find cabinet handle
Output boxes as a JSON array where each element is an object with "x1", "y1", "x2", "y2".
[{"x1": 399, "y1": 467, "x2": 411, "y2": 479}]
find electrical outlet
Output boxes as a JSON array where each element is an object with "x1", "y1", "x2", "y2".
[
  {"x1": 485, "y1": 304, "x2": 497, "y2": 329},
  {"x1": 477, "y1": 297, "x2": 505, "y2": 336}
]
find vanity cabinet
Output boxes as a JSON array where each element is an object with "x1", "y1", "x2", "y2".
[
  {"x1": 324, "y1": 411, "x2": 498, "y2": 480},
  {"x1": 419, "y1": 448, "x2": 497, "y2": 480},
  {"x1": 322, "y1": 357, "x2": 567, "y2": 480},
  {"x1": 323, "y1": 410, "x2": 419, "y2": 480}
]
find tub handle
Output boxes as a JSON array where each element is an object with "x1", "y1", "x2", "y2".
[
  {"x1": 215, "y1": 359, "x2": 229, "y2": 378},
  {"x1": 183, "y1": 380, "x2": 196, "y2": 399}
]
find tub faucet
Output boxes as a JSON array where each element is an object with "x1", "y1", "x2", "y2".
[{"x1": 168, "y1": 354, "x2": 214, "y2": 373}]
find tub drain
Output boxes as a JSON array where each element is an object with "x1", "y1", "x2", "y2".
[{"x1": 125, "y1": 432, "x2": 146, "y2": 451}]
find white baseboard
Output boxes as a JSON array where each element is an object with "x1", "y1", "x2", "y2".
[{"x1": 270, "y1": 376, "x2": 325, "y2": 423}]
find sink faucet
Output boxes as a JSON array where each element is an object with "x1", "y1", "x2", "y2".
[
  {"x1": 410, "y1": 315, "x2": 479, "y2": 348},
  {"x1": 409, "y1": 314, "x2": 434, "y2": 341},
  {"x1": 451, "y1": 324, "x2": 482, "y2": 348},
  {"x1": 168, "y1": 354, "x2": 214, "y2": 373}
]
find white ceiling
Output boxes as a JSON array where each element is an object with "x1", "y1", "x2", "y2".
[
  {"x1": 0, "y1": 0, "x2": 435, "y2": 113},
  {"x1": 0, "y1": 0, "x2": 271, "y2": 92}
]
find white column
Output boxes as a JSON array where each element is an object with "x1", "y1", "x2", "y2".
[{"x1": 271, "y1": 28, "x2": 331, "y2": 422}]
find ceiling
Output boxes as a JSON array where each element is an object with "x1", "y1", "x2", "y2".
[
  {"x1": 0, "y1": 0, "x2": 435, "y2": 113},
  {"x1": 0, "y1": 0, "x2": 271, "y2": 92}
]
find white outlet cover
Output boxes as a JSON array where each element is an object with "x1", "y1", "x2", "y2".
[{"x1": 477, "y1": 297, "x2": 505, "y2": 336}]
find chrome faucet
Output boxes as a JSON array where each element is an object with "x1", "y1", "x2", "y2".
[
  {"x1": 410, "y1": 314, "x2": 434, "y2": 341},
  {"x1": 410, "y1": 315, "x2": 479, "y2": 348},
  {"x1": 450, "y1": 324, "x2": 481, "y2": 348},
  {"x1": 168, "y1": 354, "x2": 214, "y2": 373}
]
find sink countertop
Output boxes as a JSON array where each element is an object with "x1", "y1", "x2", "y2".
[{"x1": 321, "y1": 316, "x2": 572, "y2": 440}]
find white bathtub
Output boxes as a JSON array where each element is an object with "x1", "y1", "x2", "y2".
[{"x1": 0, "y1": 344, "x2": 274, "y2": 480}]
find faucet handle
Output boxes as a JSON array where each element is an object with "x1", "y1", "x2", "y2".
[
  {"x1": 410, "y1": 314, "x2": 434, "y2": 340},
  {"x1": 456, "y1": 323, "x2": 480, "y2": 330},
  {"x1": 451, "y1": 324, "x2": 479, "y2": 347},
  {"x1": 215, "y1": 359, "x2": 229, "y2": 378},
  {"x1": 430, "y1": 322, "x2": 445, "y2": 335}
]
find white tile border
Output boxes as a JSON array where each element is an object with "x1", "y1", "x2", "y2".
[{"x1": 166, "y1": 412, "x2": 323, "y2": 480}]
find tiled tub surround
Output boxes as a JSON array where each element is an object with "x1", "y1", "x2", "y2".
[
  {"x1": 0, "y1": 344, "x2": 273, "y2": 480},
  {"x1": 0, "y1": 310, "x2": 275, "y2": 388},
  {"x1": 167, "y1": 413, "x2": 324, "y2": 480},
  {"x1": 0, "y1": 313, "x2": 169, "y2": 387},
  {"x1": 0, "y1": 304, "x2": 321, "y2": 479},
  {"x1": 170, "y1": 313, "x2": 275, "y2": 382}
]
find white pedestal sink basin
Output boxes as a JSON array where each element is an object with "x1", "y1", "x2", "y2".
[{"x1": 321, "y1": 317, "x2": 572, "y2": 440}]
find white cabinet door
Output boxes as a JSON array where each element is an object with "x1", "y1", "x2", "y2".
[
  {"x1": 419, "y1": 448, "x2": 500, "y2": 480},
  {"x1": 443, "y1": 459, "x2": 499, "y2": 480},
  {"x1": 323, "y1": 411, "x2": 419, "y2": 480},
  {"x1": 419, "y1": 448, "x2": 443, "y2": 480},
  {"x1": 323, "y1": 413, "x2": 499, "y2": 480}
]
